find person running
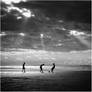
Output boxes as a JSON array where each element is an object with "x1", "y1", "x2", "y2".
[
  {"x1": 22, "y1": 62, "x2": 26, "y2": 73},
  {"x1": 51, "y1": 63, "x2": 55, "y2": 73},
  {"x1": 40, "y1": 64, "x2": 45, "y2": 73}
]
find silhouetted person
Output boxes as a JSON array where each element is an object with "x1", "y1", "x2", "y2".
[
  {"x1": 22, "y1": 62, "x2": 26, "y2": 73},
  {"x1": 40, "y1": 64, "x2": 45, "y2": 73},
  {"x1": 51, "y1": 63, "x2": 55, "y2": 73}
]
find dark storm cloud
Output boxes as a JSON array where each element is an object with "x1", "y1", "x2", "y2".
[
  {"x1": 1, "y1": 1, "x2": 91, "y2": 31},
  {"x1": 16, "y1": 1, "x2": 91, "y2": 23},
  {"x1": 1, "y1": 14, "x2": 22, "y2": 31}
]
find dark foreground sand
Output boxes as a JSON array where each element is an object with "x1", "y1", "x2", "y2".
[{"x1": 1, "y1": 71, "x2": 91, "y2": 91}]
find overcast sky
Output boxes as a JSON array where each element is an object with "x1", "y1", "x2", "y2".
[
  {"x1": 1, "y1": 1, "x2": 91, "y2": 31},
  {"x1": 1, "y1": 1, "x2": 91, "y2": 51},
  {"x1": 1, "y1": 0, "x2": 91, "y2": 66}
]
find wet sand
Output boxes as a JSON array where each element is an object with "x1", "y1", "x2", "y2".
[{"x1": 1, "y1": 71, "x2": 91, "y2": 91}]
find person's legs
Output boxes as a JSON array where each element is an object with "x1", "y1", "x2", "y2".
[
  {"x1": 24, "y1": 68, "x2": 25, "y2": 72},
  {"x1": 51, "y1": 68, "x2": 54, "y2": 73},
  {"x1": 41, "y1": 69, "x2": 43, "y2": 73},
  {"x1": 22, "y1": 68, "x2": 25, "y2": 73},
  {"x1": 40, "y1": 68, "x2": 44, "y2": 73}
]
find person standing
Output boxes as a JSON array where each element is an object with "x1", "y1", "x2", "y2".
[
  {"x1": 51, "y1": 63, "x2": 55, "y2": 73},
  {"x1": 22, "y1": 62, "x2": 26, "y2": 73}
]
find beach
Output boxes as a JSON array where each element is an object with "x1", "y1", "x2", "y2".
[{"x1": 1, "y1": 66, "x2": 91, "y2": 91}]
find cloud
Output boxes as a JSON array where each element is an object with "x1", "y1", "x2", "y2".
[
  {"x1": 0, "y1": 32, "x2": 7, "y2": 36},
  {"x1": 1, "y1": 0, "x2": 35, "y2": 19},
  {"x1": 19, "y1": 32, "x2": 26, "y2": 36},
  {"x1": 1, "y1": 0, "x2": 27, "y2": 4},
  {"x1": 69, "y1": 30, "x2": 85, "y2": 36},
  {"x1": 69, "y1": 29, "x2": 91, "y2": 48},
  {"x1": 4, "y1": 5, "x2": 34, "y2": 18}
]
